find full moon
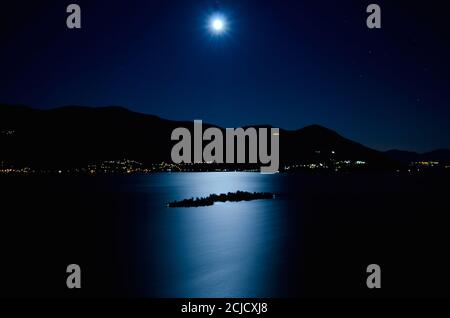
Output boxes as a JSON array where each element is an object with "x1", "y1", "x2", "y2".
[
  {"x1": 209, "y1": 14, "x2": 227, "y2": 35},
  {"x1": 212, "y1": 19, "x2": 224, "y2": 31}
]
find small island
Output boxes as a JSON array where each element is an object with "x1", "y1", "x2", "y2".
[{"x1": 167, "y1": 191, "x2": 275, "y2": 208}]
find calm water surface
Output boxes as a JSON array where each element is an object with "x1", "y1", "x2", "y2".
[{"x1": 1, "y1": 172, "x2": 449, "y2": 298}]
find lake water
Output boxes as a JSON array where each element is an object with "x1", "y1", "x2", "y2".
[{"x1": 1, "y1": 172, "x2": 449, "y2": 298}]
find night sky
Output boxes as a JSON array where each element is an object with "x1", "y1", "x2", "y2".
[{"x1": 1, "y1": 0, "x2": 449, "y2": 152}]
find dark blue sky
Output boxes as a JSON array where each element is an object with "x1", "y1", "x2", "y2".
[{"x1": 1, "y1": 0, "x2": 449, "y2": 152}]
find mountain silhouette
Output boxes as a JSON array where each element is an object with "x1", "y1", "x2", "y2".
[
  {"x1": 385, "y1": 149, "x2": 450, "y2": 165},
  {"x1": 0, "y1": 104, "x2": 408, "y2": 170}
]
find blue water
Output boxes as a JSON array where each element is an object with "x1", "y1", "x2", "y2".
[
  {"x1": 1, "y1": 172, "x2": 450, "y2": 298},
  {"x1": 134, "y1": 173, "x2": 288, "y2": 297}
]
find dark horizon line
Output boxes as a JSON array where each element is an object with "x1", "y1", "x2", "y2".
[{"x1": 1, "y1": 102, "x2": 449, "y2": 155}]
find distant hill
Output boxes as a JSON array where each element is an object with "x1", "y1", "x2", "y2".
[
  {"x1": 281, "y1": 124, "x2": 394, "y2": 168},
  {"x1": 385, "y1": 149, "x2": 450, "y2": 164},
  {"x1": 384, "y1": 150, "x2": 421, "y2": 164},
  {"x1": 0, "y1": 104, "x2": 400, "y2": 170}
]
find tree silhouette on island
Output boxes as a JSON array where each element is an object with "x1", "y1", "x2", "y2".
[{"x1": 167, "y1": 191, "x2": 275, "y2": 208}]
